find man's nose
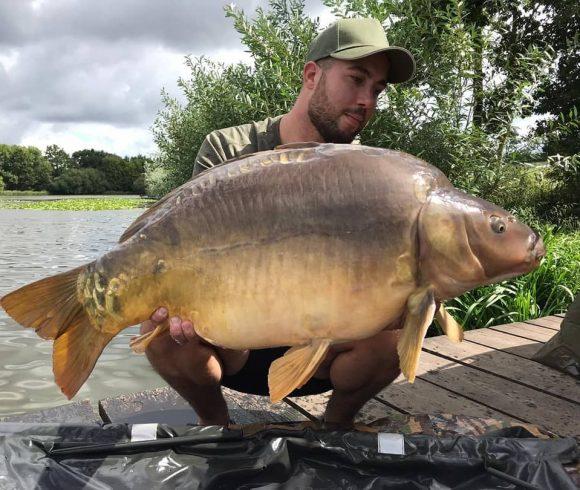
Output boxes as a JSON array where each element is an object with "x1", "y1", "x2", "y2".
[{"x1": 357, "y1": 89, "x2": 376, "y2": 110}]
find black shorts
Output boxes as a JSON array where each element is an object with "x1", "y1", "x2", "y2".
[{"x1": 221, "y1": 347, "x2": 333, "y2": 397}]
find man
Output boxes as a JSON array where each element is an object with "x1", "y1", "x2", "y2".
[{"x1": 141, "y1": 18, "x2": 416, "y2": 426}]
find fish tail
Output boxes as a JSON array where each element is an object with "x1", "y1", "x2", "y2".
[{"x1": 0, "y1": 264, "x2": 113, "y2": 399}]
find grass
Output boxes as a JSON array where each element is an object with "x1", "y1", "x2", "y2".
[
  {"x1": 0, "y1": 197, "x2": 155, "y2": 210},
  {"x1": 433, "y1": 226, "x2": 579, "y2": 334},
  {"x1": 0, "y1": 190, "x2": 49, "y2": 196}
]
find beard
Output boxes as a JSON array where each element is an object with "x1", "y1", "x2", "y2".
[{"x1": 307, "y1": 73, "x2": 364, "y2": 144}]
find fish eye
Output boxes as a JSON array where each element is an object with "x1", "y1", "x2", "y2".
[{"x1": 490, "y1": 216, "x2": 507, "y2": 234}]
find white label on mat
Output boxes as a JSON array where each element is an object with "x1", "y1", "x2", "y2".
[
  {"x1": 377, "y1": 433, "x2": 404, "y2": 455},
  {"x1": 131, "y1": 423, "x2": 158, "y2": 442}
]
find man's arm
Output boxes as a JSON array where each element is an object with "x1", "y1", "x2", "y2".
[{"x1": 193, "y1": 132, "x2": 231, "y2": 177}]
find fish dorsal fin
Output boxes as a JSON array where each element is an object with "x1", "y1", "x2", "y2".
[
  {"x1": 274, "y1": 142, "x2": 323, "y2": 151},
  {"x1": 118, "y1": 186, "x2": 182, "y2": 243},
  {"x1": 397, "y1": 287, "x2": 437, "y2": 383},
  {"x1": 435, "y1": 304, "x2": 464, "y2": 342},
  {"x1": 268, "y1": 339, "x2": 331, "y2": 403},
  {"x1": 119, "y1": 143, "x2": 323, "y2": 244}
]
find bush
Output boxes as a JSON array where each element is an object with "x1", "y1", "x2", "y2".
[
  {"x1": 48, "y1": 168, "x2": 110, "y2": 195},
  {"x1": 151, "y1": 1, "x2": 563, "y2": 211},
  {"x1": 0, "y1": 144, "x2": 53, "y2": 191},
  {"x1": 150, "y1": 0, "x2": 318, "y2": 197},
  {"x1": 132, "y1": 174, "x2": 147, "y2": 195}
]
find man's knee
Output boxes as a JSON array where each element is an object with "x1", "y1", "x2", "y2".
[
  {"x1": 329, "y1": 333, "x2": 401, "y2": 393},
  {"x1": 144, "y1": 332, "x2": 224, "y2": 387}
]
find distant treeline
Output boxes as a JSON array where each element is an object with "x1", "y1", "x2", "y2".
[{"x1": 0, "y1": 144, "x2": 150, "y2": 195}]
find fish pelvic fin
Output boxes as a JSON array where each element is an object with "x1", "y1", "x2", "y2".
[
  {"x1": 53, "y1": 321, "x2": 114, "y2": 399},
  {"x1": 0, "y1": 263, "x2": 113, "y2": 399},
  {"x1": 397, "y1": 288, "x2": 437, "y2": 383},
  {"x1": 129, "y1": 322, "x2": 169, "y2": 353},
  {"x1": 435, "y1": 304, "x2": 464, "y2": 343},
  {"x1": 268, "y1": 339, "x2": 332, "y2": 403}
]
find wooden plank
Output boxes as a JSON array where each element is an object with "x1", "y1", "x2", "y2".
[
  {"x1": 99, "y1": 386, "x2": 306, "y2": 425},
  {"x1": 285, "y1": 392, "x2": 329, "y2": 420},
  {"x1": 554, "y1": 313, "x2": 566, "y2": 318},
  {"x1": 464, "y1": 328, "x2": 543, "y2": 359},
  {"x1": 415, "y1": 351, "x2": 580, "y2": 437},
  {"x1": 355, "y1": 398, "x2": 407, "y2": 425},
  {"x1": 489, "y1": 322, "x2": 555, "y2": 342},
  {"x1": 99, "y1": 387, "x2": 199, "y2": 425},
  {"x1": 287, "y1": 378, "x2": 520, "y2": 424},
  {"x1": 223, "y1": 388, "x2": 306, "y2": 424},
  {"x1": 423, "y1": 336, "x2": 580, "y2": 404},
  {"x1": 286, "y1": 390, "x2": 405, "y2": 424},
  {"x1": 1, "y1": 400, "x2": 99, "y2": 424},
  {"x1": 525, "y1": 316, "x2": 563, "y2": 331},
  {"x1": 376, "y1": 376, "x2": 516, "y2": 422}
]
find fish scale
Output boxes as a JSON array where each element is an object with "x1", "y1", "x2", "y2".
[{"x1": 0, "y1": 143, "x2": 544, "y2": 402}]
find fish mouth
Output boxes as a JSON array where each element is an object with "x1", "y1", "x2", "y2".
[{"x1": 529, "y1": 232, "x2": 546, "y2": 265}]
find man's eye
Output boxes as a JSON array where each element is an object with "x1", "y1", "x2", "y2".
[{"x1": 350, "y1": 76, "x2": 363, "y2": 84}]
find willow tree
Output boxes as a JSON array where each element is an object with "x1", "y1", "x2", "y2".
[{"x1": 150, "y1": 0, "x2": 318, "y2": 197}]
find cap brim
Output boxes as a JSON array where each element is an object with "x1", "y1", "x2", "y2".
[{"x1": 331, "y1": 46, "x2": 416, "y2": 84}]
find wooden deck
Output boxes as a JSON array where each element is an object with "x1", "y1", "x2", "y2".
[
  {"x1": 3, "y1": 315, "x2": 578, "y2": 438},
  {"x1": 286, "y1": 314, "x2": 578, "y2": 438}
]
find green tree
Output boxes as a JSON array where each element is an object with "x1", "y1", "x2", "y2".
[
  {"x1": 125, "y1": 155, "x2": 150, "y2": 194},
  {"x1": 324, "y1": 0, "x2": 557, "y2": 202},
  {"x1": 72, "y1": 149, "x2": 113, "y2": 170},
  {"x1": 150, "y1": 0, "x2": 318, "y2": 197},
  {"x1": 44, "y1": 144, "x2": 72, "y2": 177},
  {"x1": 150, "y1": 0, "x2": 576, "y2": 228},
  {"x1": 534, "y1": 0, "x2": 579, "y2": 156},
  {"x1": 48, "y1": 168, "x2": 110, "y2": 195},
  {"x1": 68, "y1": 149, "x2": 147, "y2": 193},
  {"x1": 0, "y1": 144, "x2": 53, "y2": 190}
]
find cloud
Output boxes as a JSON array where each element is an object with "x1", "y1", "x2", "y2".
[
  {"x1": 0, "y1": 0, "x2": 333, "y2": 156},
  {"x1": 1, "y1": 0, "x2": 261, "y2": 50}
]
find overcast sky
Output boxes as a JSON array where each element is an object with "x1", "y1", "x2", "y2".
[{"x1": 0, "y1": 0, "x2": 334, "y2": 157}]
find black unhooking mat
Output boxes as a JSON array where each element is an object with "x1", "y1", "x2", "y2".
[{"x1": 0, "y1": 422, "x2": 577, "y2": 489}]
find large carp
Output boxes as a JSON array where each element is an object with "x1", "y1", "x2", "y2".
[{"x1": 1, "y1": 143, "x2": 545, "y2": 402}]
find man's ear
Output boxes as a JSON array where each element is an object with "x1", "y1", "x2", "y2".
[{"x1": 303, "y1": 61, "x2": 320, "y2": 90}]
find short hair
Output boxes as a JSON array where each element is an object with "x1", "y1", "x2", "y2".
[{"x1": 315, "y1": 57, "x2": 335, "y2": 71}]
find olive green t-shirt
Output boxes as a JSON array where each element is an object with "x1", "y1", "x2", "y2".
[{"x1": 192, "y1": 115, "x2": 284, "y2": 177}]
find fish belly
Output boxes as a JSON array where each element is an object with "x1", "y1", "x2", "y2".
[{"x1": 178, "y1": 234, "x2": 414, "y2": 349}]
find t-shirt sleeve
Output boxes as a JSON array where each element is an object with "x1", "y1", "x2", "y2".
[{"x1": 193, "y1": 133, "x2": 228, "y2": 177}]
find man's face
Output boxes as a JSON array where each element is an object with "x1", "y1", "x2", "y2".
[{"x1": 307, "y1": 53, "x2": 389, "y2": 143}]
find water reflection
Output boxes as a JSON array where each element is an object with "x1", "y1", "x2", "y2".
[{"x1": 0, "y1": 209, "x2": 166, "y2": 417}]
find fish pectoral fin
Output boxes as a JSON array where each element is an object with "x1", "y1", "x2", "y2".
[
  {"x1": 268, "y1": 339, "x2": 332, "y2": 403},
  {"x1": 129, "y1": 321, "x2": 169, "y2": 354},
  {"x1": 397, "y1": 288, "x2": 437, "y2": 383},
  {"x1": 435, "y1": 304, "x2": 464, "y2": 343}
]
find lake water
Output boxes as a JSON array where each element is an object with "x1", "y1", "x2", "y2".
[{"x1": 0, "y1": 209, "x2": 167, "y2": 417}]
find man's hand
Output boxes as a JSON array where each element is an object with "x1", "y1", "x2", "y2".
[
  {"x1": 140, "y1": 307, "x2": 196, "y2": 345},
  {"x1": 140, "y1": 307, "x2": 250, "y2": 377}
]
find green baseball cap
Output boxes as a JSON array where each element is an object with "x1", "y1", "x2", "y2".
[{"x1": 306, "y1": 18, "x2": 416, "y2": 84}]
